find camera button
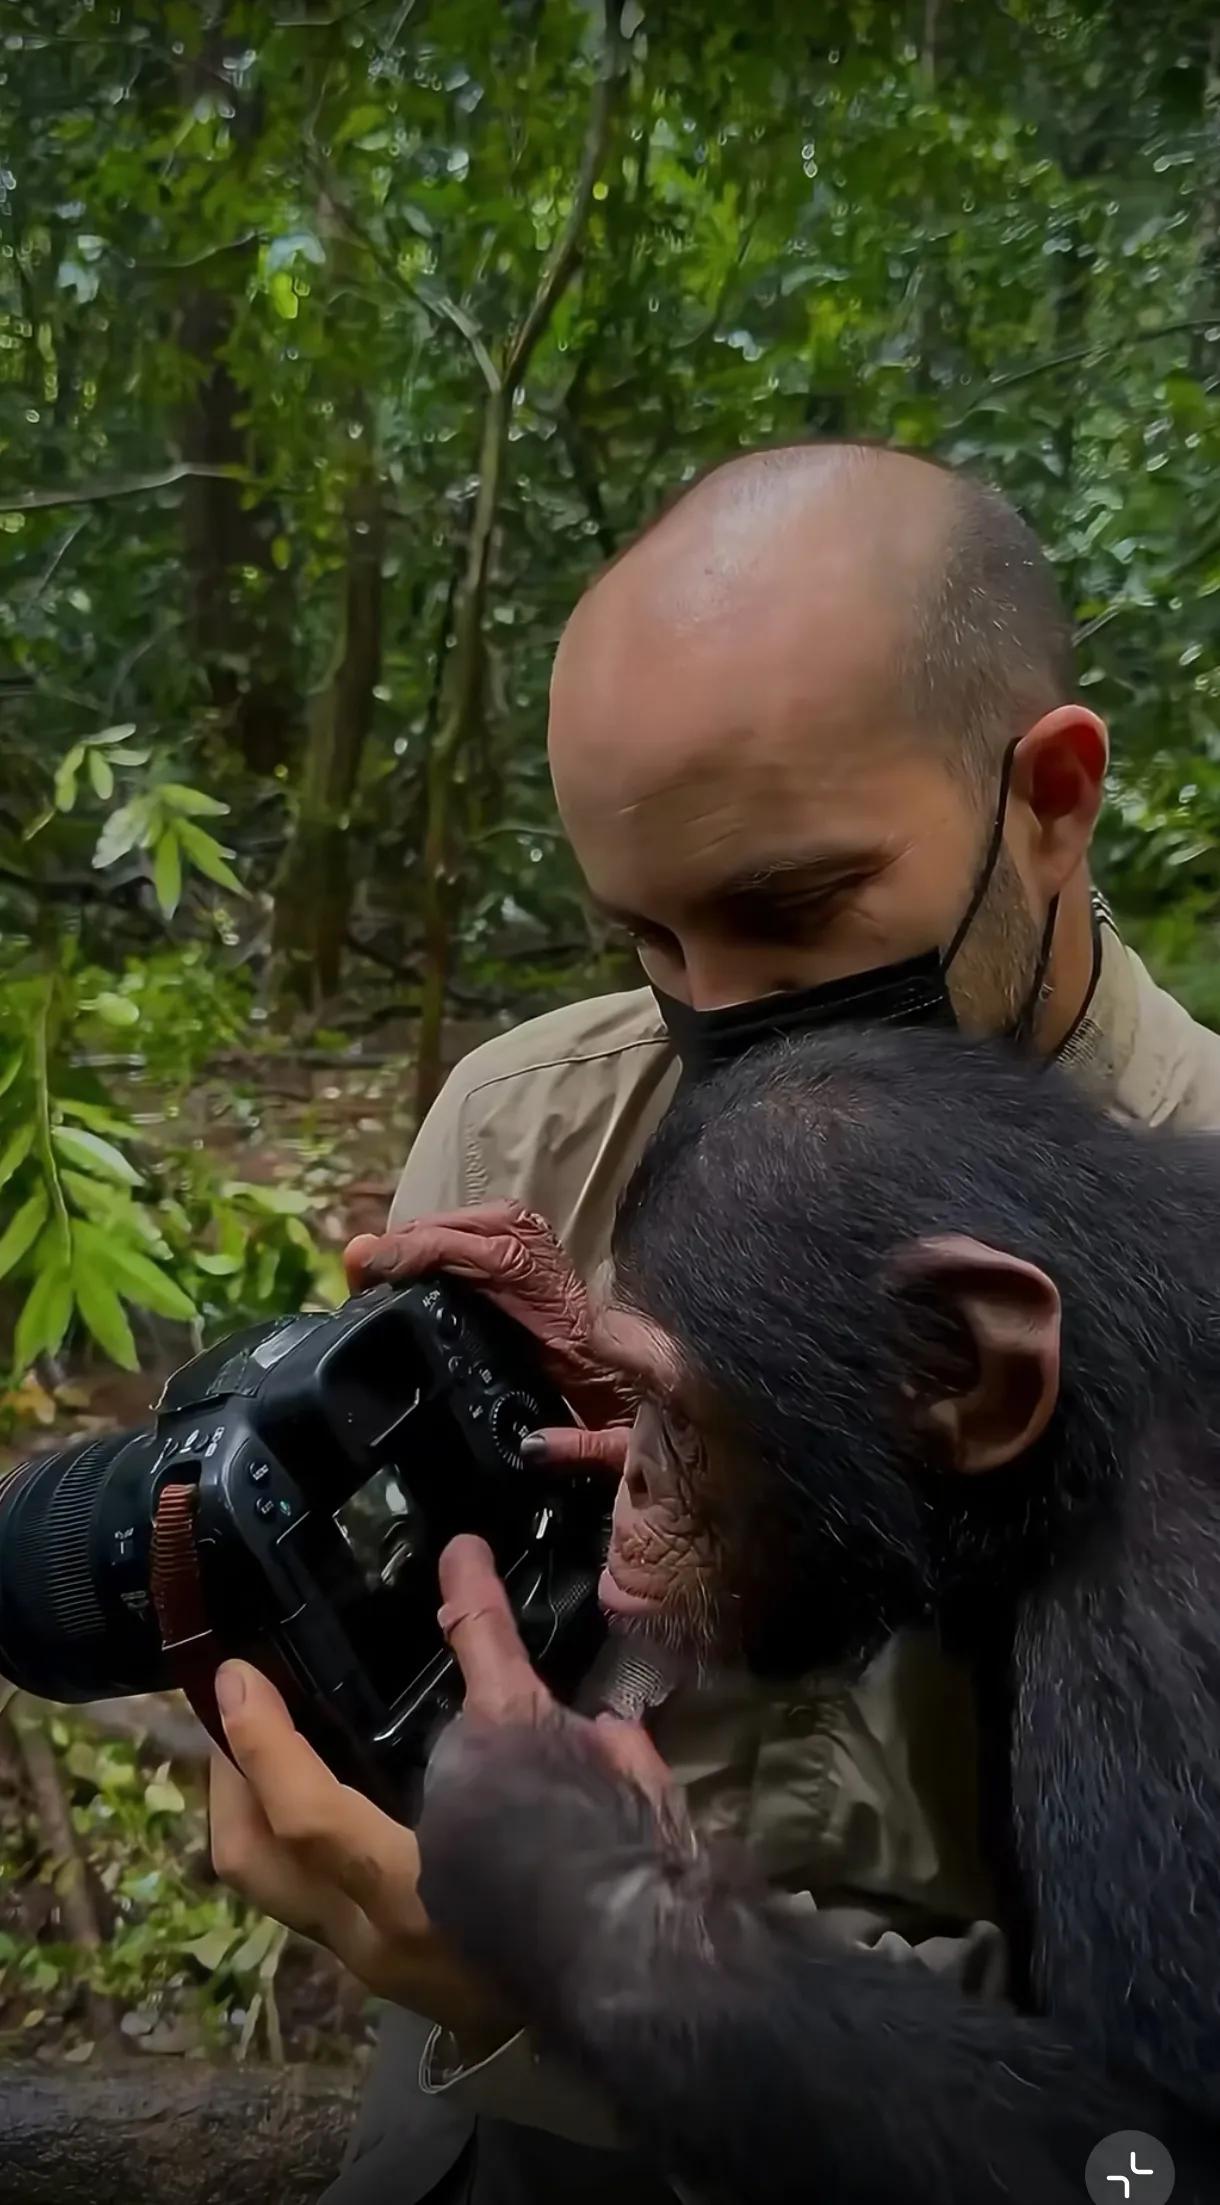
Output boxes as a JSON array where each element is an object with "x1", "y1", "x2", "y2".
[
  {"x1": 446, "y1": 1355, "x2": 463, "y2": 1377},
  {"x1": 248, "y1": 1461, "x2": 271, "y2": 1485},
  {"x1": 255, "y1": 1495, "x2": 277, "y2": 1521}
]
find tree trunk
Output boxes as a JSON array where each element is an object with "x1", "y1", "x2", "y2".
[
  {"x1": 413, "y1": 389, "x2": 506, "y2": 1123},
  {"x1": 1192, "y1": 22, "x2": 1220, "y2": 383},
  {"x1": 0, "y1": 2060, "x2": 362, "y2": 2205},
  {"x1": 272, "y1": 468, "x2": 385, "y2": 1011},
  {"x1": 411, "y1": 0, "x2": 625, "y2": 1126},
  {"x1": 177, "y1": 18, "x2": 300, "y2": 775}
]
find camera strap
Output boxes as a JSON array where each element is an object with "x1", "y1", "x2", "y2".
[{"x1": 150, "y1": 1481, "x2": 228, "y2": 1756}]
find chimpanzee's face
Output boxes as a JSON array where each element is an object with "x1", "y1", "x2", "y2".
[
  {"x1": 591, "y1": 1309, "x2": 743, "y2": 1664},
  {"x1": 592, "y1": 1229, "x2": 1066, "y2": 1677}
]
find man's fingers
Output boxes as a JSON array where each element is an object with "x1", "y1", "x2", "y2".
[
  {"x1": 523, "y1": 1424, "x2": 631, "y2": 1475},
  {"x1": 437, "y1": 1536, "x2": 553, "y2": 1723},
  {"x1": 214, "y1": 1662, "x2": 425, "y2": 1929}
]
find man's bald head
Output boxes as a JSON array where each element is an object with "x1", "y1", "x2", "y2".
[
  {"x1": 573, "y1": 442, "x2": 1074, "y2": 791},
  {"x1": 547, "y1": 437, "x2": 1103, "y2": 1042}
]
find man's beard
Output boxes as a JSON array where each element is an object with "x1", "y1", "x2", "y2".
[{"x1": 947, "y1": 841, "x2": 1048, "y2": 1038}]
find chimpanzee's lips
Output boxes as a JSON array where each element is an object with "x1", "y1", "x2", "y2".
[{"x1": 598, "y1": 1563, "x2": 666, "y2": 1622}]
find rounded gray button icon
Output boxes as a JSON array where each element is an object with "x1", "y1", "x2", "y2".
[{"x1": 1085, "y1": 2131, "x2": 1174, "y2": 2205}]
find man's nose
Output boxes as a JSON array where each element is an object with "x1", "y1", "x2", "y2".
[{"x1": 680, "y1": 946, "x2": 803, "y2": 1011}]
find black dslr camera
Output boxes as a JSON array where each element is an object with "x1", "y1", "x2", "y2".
[{"x1": 0, "y1": 1281, "x2": 608, "y2": 1820}]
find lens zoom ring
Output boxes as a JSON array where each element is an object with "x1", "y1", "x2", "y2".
[{"x1": 17, "y1": 1440, "x2": 111, "y2": 1649}]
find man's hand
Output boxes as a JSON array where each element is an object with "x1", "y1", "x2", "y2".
[
  {"x1": 344, "y1": 1201, "x2": 633, "y2": 1434},
  {"x1": 208, "y1": 1537, "x2": 671, "y2": 2035},
  {"x1": 208, "y1": 1659, "x2": 512, "y2": 2047}
]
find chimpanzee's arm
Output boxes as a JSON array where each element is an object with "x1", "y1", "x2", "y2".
[{"x1": 417, "y1": 1720, "x2": 1202, "y2": 2205}]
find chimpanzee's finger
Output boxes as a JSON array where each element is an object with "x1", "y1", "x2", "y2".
[
  {"x1": 591, "y1": 1713, "x2": 677, "y2": 1814},
  {"x1": 352, "y1": 1223, "x2": 522, "y2": 1291},
  {"x1": 437, "y1": 1535, "x2": 553, "y2": 1723},
  {"x1": 521, "y1": 1424, "x2": 631, "y2": 1475},
  {"x1": 343, "y1": 1234, "x2": 382, "y2": 1293},
  {"x1": 345, "y1": 1203, "x2": 530, "y2": 1279}
]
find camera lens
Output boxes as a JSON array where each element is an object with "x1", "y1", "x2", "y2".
[{"x1": 0, "y1": 1430, "x2": 167, "y2": 1701}]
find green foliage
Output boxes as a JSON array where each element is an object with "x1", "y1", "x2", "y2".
[
  {"x1": 0, "y1": 1713, "x2": 297, "y2": 2055},
  {"x1": 0, "y1": 956, "x2": 338, "y2": 1385}
]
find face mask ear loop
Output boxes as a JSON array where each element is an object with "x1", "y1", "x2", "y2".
[
  {"x1": 1011, "y1": 891, "x2": 1060, "y2": 1050},
  {"x1": 941, "y1": 736, "x2": 1021, "y2": 975}
]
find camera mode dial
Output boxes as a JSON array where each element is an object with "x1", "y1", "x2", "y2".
[{"x1": 488, "y1": 1392, "x2": 541, "y2": 1471}]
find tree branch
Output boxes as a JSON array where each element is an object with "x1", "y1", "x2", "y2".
[
  {"x1": 951, "y1": 317, "x2": 1220, "y2": 423},
  {"x1": 6, "y1": 1702, "x2": 117, "y2": 2042},
  {"x1": 0, "y1": 464, "x2": 240, "y2": 516},
  {"x1": 505, "y1": 0, "x2": 625, "y2": 392}
]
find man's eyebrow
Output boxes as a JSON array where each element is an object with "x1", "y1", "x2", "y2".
[{"x1": 587, "y1": 850, "x2": 875, "y2": 930}]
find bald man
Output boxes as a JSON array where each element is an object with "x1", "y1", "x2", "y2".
[{"x1": 236, "y1": 445, "x2": 1220, "y2": 2204}]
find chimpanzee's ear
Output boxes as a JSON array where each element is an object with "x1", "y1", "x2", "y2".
[{"x1": 890, "y1": 1234, "x2": 1061, "y2": 1474}]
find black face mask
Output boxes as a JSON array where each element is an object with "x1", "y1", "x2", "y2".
[{"x1": 653, "y1": 740, "x2": 1059, "y2": 1080}]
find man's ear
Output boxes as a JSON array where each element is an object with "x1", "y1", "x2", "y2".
[{"x1": 891, "y1": 1234, "x2": 1061, "y2": 1475}]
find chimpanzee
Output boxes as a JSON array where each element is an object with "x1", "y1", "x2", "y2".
[{"x1": 416, "y1": 1025, "x2": 1220, "y2": 2205}]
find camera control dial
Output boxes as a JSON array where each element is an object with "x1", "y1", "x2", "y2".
[{"x1": 488, "y1": 1392, "x2": 541, "y2": 1471}]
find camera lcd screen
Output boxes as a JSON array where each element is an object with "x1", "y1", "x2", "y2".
[
  {"x1": 324, "y1": 1463, "x2": 439, "y2": 1708},
  {"x1": 334, "y1": 1465, "x2": 423, "y2": 1595}
]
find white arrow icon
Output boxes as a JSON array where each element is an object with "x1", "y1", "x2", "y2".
[{"x1": 1108, "y1": 2151, "x2": 1156, "y2": 2198}]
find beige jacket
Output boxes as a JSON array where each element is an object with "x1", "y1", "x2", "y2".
[{"x1": 392, "y1": 911, "x2": 1220, "y2": 2143}]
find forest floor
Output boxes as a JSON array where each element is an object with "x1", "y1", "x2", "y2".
[{"x1": 0, "y1": 1022, "x2": 503, "y2": 2092}]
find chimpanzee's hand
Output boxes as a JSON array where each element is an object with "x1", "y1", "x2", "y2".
[
  {"x1": 344, "y1": 1201, "x2": 633, "y2": 1436},
  {"x1": 419, "y1": 1535, "x2": 687, "y2": 2022}
]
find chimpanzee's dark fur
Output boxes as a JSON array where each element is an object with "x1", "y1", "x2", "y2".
[{"x1": 418, "y1": 1029, "x2": 1220, "y2": 2204}]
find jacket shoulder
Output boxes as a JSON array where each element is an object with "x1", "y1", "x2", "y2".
[{"x1": 444, "y1": 987, "x2": 668, "y2": 1102}]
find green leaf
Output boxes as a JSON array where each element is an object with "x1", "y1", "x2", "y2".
[
  {"x1": 143, "y1": 1777, "x2": 185, "y2": 1815},
  {"x1": 230, "y1": 1915, "x2": 283, "y2": 1976},
  {"x1": 73, "y1": 1250, "x2": 137, "y2": 1371},
  {"x1": 156, "y1": 784, "x2": 229, "y2": 818},
  {"x1": 0, "y1": 1188, "x2": 50, "y2": 1281},
  {"x1": 175, "y1": 821, "x2": 243, "y2": 895},
  {"x1": 265, "y1": 228, "x2": 326, "y2": 273},
  {"x1": 153, "y1": 829, "x2": 183, "y2": 918},
  {"x1": 93, "y1": 799, "x2": 152, "y2": 870},
  {"x1": 183, "y1": 1927, "x2": 236, "y2": 1973},
  {"x1": 228, "y1": 1181, "x2": 310, "y2": 1217},
  {"x1": 0, "y1": 1121, "x2": 36, "y2": 1192},
  {"x1": 0, "y1": 1053, "x2": 23, "y2": 1103},
  {"x1": 194, "y1": 1251, "x2": 242, "y2": 1276},
  {"x1": 59, "y1": 1097, "x2": 137, "y2": 1136},
  {"x1": 14, "y1": 1263, "x2": 74, "y2": 1372},
  {"x1": 84, "y1": 723, "x2": 136, "y2": 747},
  {"x1": 63, "y1": 1173, "x2": 168, "y2": 1255},
  {"x1": 269, "y1": 270, "x2": 299, "y2": 320},
  {"x1": 52, "y1": 1125, "x2": 141, "y2": 1186},
  {"x1": 54, "y1": 745, "x2": 85, "y2": 813},
  {"x1": 74, "y1": 1221, "x2": 195, "y2": 1321},
  {"x1": 87, "y1": 991, "x2": 140, "y2": 1030},
  {"x1": 87, "y1": 750, "x2": 115, "y2": 801}
]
